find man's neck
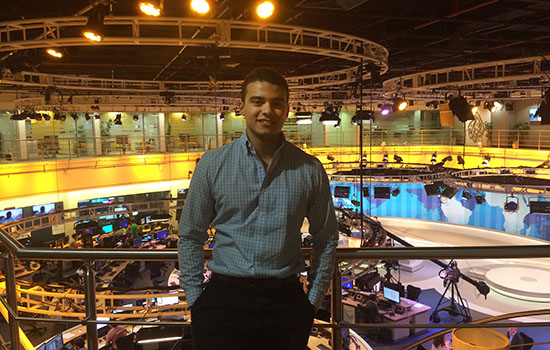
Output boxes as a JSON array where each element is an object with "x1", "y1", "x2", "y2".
[{"x1": 247, "y1": 132, "x2": 283, "y2": 170}]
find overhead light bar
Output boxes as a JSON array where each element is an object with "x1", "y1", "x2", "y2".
[
  {"x1": 139, "y1": 1, "x2": 162, "y2": 16},
  {"x1": 46, "y1": 49, "x2": 63, "y2": 58},
  {"x1": 191, "y1": 0, "x2": 210, "y2": 14},
  {"x1": 257, "y1": 1, "x2": 275, "y2": 19}
]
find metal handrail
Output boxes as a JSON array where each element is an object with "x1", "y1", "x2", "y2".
[{"x1": 2, "y1": 224, "x2": 550, "y2": 350}]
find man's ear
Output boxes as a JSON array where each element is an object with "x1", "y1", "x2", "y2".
[{"x1": 238, "y1": 99, "x2": 244, "y2": 113}]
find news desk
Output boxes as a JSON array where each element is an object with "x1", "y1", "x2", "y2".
[{"x1": 342, "y1": 294, "x2": 431, "y2": 343}]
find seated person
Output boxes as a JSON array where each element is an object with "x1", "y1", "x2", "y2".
[{"x1": 105, "y1": 324, "x2": 128, "y2": 349}]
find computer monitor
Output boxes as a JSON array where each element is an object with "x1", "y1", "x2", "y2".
[
  {"x1": 156, "y1": 230, "x2": 168, "y2": 240},
  {"x1": 45, "y1": 333, "x2": 63, "y2": 350},
  {"x1": 333, "y1": 186, "x2": 350, "y2": 198},
  {"x1": 133, "y1": 237, "x2": 141, "y2": 248},
  {"x1": 102, "y1": 224, "x2": 113, "y2": 233},
  {"x1": 141, "y1": 235, "x2": 152, "y2": 242},
  {"x1": 119, "y1": 219, "x2": 129, "y2": 228},
  {"x1": 383, "y1": 286, "x2": 401, "y2": 304},
  {"x1": 145, "y1": 215, "x2": 152, "y2": 223}
]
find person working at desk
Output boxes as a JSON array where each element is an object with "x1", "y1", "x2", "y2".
[
  {"x1": 178, "y1": 67, "x2": 338, "y2": 350},
  {"x1": 105, "y1": 324, "x2": 128, "y2": 349},
  {"x1": 126, "y1": 216, "x2": 139, "y2": 239}
]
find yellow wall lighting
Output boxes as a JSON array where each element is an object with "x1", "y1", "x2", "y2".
[
  {"x1": 256, "y1": 1, "x2": 275, "y2": 19},
  {"x1": 83, "y1": 31, "x2": 102, "y2": 42},
  {"x1": 191, "y1": 0, "x2": 210, "y2": 14},
  {"x1": 139, "y1": 2, "x2": 161, "y2": 16},
  {"x1": 46, "y1": 49, "x2": 63, "y2": 58}
]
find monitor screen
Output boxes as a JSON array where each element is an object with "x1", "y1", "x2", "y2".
[
  {"x1": 102, "y1": 224, "x2": 113, "y2": 233},
  {"x1": 45, "y1": 334, "x2": 63, "y2": 350},
  {"x1": 333, "y1": 186, "x2": 350, "y2": 198},
  {"x1": 374, "y1": 187, "x2": 391, "y2": 199},
  {"x1": 156, "y1": 295, "x2": 179, "y2": 306},
  {"x1": 32, "y1": 203, "x2": 56, "y2": 215},
  {"x1": 133, "y1": 238, "x2": 141, "y2": 248},
  {"x1": 0, "y1": 208, "x2": 23, "y2": 224},
  {"x1": 97, "y1": 316, "x2": 109, "y2": 329},
  {"x1": 156, "y1": 230, "x2": 168, "y2": 240},
  {"x1": 383, "y1": 286, "x2": 400, "y2": 304},
  {"x1": 119, "y1": 219, "x2": 129, "y2": 228},
  {"x1": 145, "y1": 215, "x2": 152, "y2": 223}
]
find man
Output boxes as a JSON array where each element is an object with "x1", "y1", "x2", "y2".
[
  {"x1": 178, "y1": 67, "x2": 338, "y2": 350},
  {"x1": 126, "y1": 216, "x2": 139, "y2": 239}
]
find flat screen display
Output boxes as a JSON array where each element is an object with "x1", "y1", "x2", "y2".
[
  {"x1": 374, "y1": 187, "x2": 391, "y2": 199},
  {"x1": 383, "y1": 286, "x2": 400, "y2": 304},
  {"x1": 156, "y1": 230, "x2": 168, "y2": 240},
  {"x1": 530, "y1": 108, "x2": 540, "y2": 122},
  {"x1": 119, "y1": 219, "x2": 129, "y2": 228},
  {"x1": 45, "y1": 333, "x2": 63, "y2": 350},
  {"x1": 0, "y1": 208, "x2": 23, "y2": 224},
  {"x1": 33, "y1": 203, "x2": 56, "y2": 215},
  {"x1": 102, "y1": 224, "x2": 113, "y2": 233},
  {"x1": 333, "y1": 186, "x2": 351, "y2": 198}
]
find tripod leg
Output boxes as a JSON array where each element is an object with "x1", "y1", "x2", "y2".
[
  {"x1": 453, "y1": 283, "x2": 472, "y2": 322},
  {"x1": 430, "y1": 281, "x2": 452, "y2": 322}
]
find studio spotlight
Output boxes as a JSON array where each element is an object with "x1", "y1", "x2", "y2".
[
  {"x1": 391, "y1": 188, "x2": 400, "y2": 197},
  {"x1": 471, "y1": 105, "x2": 479, "y2": 114},
  {"x1": 441, "y1": 155, "x2": 453, "y2": 163},
  {"x1": 139, "y1": 1, "x2": 161, "y2": 16},
  {"x1": 475, "y1": 194, "x2": 486, "y2": 205},
  {"x1": 84, "y1": 113, "x2": 91, "y2": 120},
  {"x1": 319, "y1": 105, "x2": 340, "y2": 125},
  {"x1": 53, "y1": 112, "x2": 61, "y2": 121},
  {"x1": 256, "y1": 1, "x2": 275, "y2": 19},
  {"x1": 234, "y1": 108, "x2": 241, "y2": 116},
  {"x1": 32, "y1": 112, "x2": 42, "y2": 121},
  {"x1": 83, "y1": 8, "x2": 105, "y2": 42},
  {"x1": 59, "y1": 114, "x2": 66, "y2": 121},
  {"x1": 392, "y1": 98, "x2": 408, "y2": 112},
  {"x1": 482, "y1": 154, "x2": 491, "y2": 167},
  {"x1": 70, "y1": 112, "x2": 79, "y2": 121},
  {"x1": 295, "y1": 111, "x2": 312, "y2": 125},
  {"x1": 504, "y1": 195, "x2": 519, "y2": 212},
  {"x1": 191, "y1": 0, "x2": 210, "y2": 14},
  {"x1": 351, "y1": 110, "x2": 374, "y2": 125},
  {"x1": 484, "y1": 101, "x2": 499, "y2": 113},
  {"x1": 394, "y1": 154, "x2": 403, "y2": 163},
  {"x1": 431, "y1": 152, "x2": 437, "y2": 165},
  {"x1": 46, "y1": 49, "x2": 63, "y2": 58},
  {"x1": 94, "y1": 114, "x2": 101, "y2": 120},
  {"x1": 327, "y1": 154, "x2": 335, "y2": 162},
  {"x1": 449, "y1": 96, "x2": 474, "y2": 122},
  {"x1": 133, "y1": 114, "x2": 139, "y2": 121},
  {"x1": 42, "y1": 113, "x2": 51, "y2": 121},
  {"x1": 462, "y1": 191, "x2": 472, "y2": 200},
  {"x1": 219, "y1": 112, "x2": 225, "y2": 120},
  {"x1": 457, "y1": 155, "x2": 465, "y2": 165},
  {"x1": 379, "y1": 104, "x2": 392, "y2": 116},
  {"x1": 181, "y1": 113, "x2": 187, "y2": 121},
  {"x1": 383, "y1": 153, "x2": 388, "y2": 163},
  {"x1": 114, "y1": 113, "x2": 122, "y2": 125}
]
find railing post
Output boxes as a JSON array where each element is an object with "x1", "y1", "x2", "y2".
[
  {"x1": 83, "y1": 261, "x2": 99, "y2": 350},
  {"x1": 4, "y1": 252, "x2": 20, "y2": 350},
  {"x1": 331, "y1": 266, "x2": 343, "y2": 350},
  {"x1": 538, "y1": 131, "x2": 541, "y2": 150}
]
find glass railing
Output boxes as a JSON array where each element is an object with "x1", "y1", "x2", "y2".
[{"x1": 1, "y1": 129, "x2": 549, "y2": 163}]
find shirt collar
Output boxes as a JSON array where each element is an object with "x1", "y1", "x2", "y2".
[{"x1": 240, "y1": 131, "x2": 288, "y2": 156}]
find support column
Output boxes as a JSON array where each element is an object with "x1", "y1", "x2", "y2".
[
  {"x1": 331, "y1": 267, "x2": 343, "y2": 350},
  {"x1": 4, "y1": 252, "x2": 20, "y2": 350},
  {"x1": 216, "y1": 113, "x2": 223, "y2": 148},
  {"x1": 92, "y1": 117, "x2": 101, "y2": 156},
  {"x1": 158, "y1": 113, "x2": 166, "y2": 152},
  {"x1": 14, "y1": 120, "x2": 27, "y2": 161},
  {"x1": 324, "y1": 124, "x2": 330, "y2": 147},
  {"x1": 83, "y1": 262, "x2": 98, "y2": 350}
]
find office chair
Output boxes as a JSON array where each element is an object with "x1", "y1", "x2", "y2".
[{"x1": 406, "y1": 284, "x2": 422, "y2": 301}]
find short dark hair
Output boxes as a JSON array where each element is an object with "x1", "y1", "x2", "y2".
[{"x1": 241, "y1": 67, "x2": 289, "y2": 101}]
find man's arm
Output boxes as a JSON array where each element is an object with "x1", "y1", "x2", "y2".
[
  {"x1": 178, "y1": 153, "x2": 215, "y2": 307},
  {"x1": 306, "y1": 161, "x2": 338, "y2": 309}
]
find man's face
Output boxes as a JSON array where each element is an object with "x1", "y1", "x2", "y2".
[{"x1": 239, "y1": 80, "x2": 289, "y2": 141}]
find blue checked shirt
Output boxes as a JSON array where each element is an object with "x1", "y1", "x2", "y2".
[{"x1": 178, "y1": 133, "x2": 338, "y2": 309}]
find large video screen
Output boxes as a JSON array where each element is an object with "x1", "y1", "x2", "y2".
[
  {"x1": 33, "y1": 203, "x2": 56, "y2": 215},
  {"x1": 0, "y1": 208, "x2": 23, "y2": 224}
]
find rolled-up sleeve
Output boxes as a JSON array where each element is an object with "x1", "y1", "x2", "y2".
[
  {"x1": 178, "y1": 152, "x2": 215, "y2": 307},
  {"x1": 306, "y1": 161, "x2": 338, "y2": 309}
]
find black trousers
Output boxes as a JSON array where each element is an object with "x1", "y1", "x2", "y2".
[{"x1": 190, "y1": 275, "x2": 315, "y2": 350}]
